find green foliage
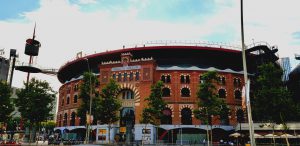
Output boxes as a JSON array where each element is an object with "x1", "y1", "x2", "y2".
[
  {"x1": 77, "y1": 72, "x2": 100, "y2": 125},
  {"x1": 15, "y1": 78, "x2": 56, "y2": 124},
  {"x1": 193, "y1": 71, "x2": 229, "y2": 125},
  {"x1": 96, "y1": 79, "x2": 121, "y2": 124},
  {"x1": 0, "y1": 81, "x2": 14, "y2": 122},
  {"x1": 253, "y1": 63, "x2": 299, "y2": 123},
  {"x1": 140, "y1": 81, "x2": 167, "y2": 125}
]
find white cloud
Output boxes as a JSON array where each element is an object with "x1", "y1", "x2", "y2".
[
  {"x1": 78, "y1": 0, "x2": 97, "y2": 4},
  {"x1": 0, "y1": 0, "x2": 299, "y2": 90}
]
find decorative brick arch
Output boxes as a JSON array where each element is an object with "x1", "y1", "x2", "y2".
[
  {"x1": 166, "y1": 104, "x2": 174, "y2": 117},
  {"x1": 119, "y1": 83, "x2": 141, "y2": 106},
  {"x1": 179, "y1": 104, "x2": 194, "y2": 117}
]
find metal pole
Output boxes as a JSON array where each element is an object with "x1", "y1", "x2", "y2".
[{"x1": 240, "y1": 0, "x2": 256, "y2": 145}]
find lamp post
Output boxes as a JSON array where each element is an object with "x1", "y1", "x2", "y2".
[
  {"x1": 240, "y1": 0, "x2": 256, "y2": 145},
  {"x1": 84, "y1": 58, "x2": 93, "y2": 144}
]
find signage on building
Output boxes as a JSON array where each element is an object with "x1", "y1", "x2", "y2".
[
  {"x1": 98, "y1": 129, "x2": 107, "y2": 134},
  {"x1": 111, "y1": 65, "x2": 141, "y2": 71}
]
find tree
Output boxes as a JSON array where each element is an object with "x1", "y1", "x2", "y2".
[
  {"x1": 193, "y1": 71, "x2": 229, "y2": 145},
  {"x1": 77, "y1": 72, "x2": 100, "y2": 125},
  {"x1": 252, "y1": 63, "x2": 299, "y2": 146},
  {"x1": 16, "y1": 78, "x2": 56, "y2": 142},
  {"x1": 0, "y1": 81, "x2": 14, "y2": 123},
  {"x1": 96, "y1": 79, "x2": 121, "y2": 143},
  {"x1": 140, "y1": 81, "x2": 167, "y2": 145}
]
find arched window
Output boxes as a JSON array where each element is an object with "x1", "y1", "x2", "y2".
[
  {"x1": 123, "y1": 73, "x2": 128, "y2": 82},
  {"x1": 181, "y1": 88, "x2": 190, "y2": 97},
  {"x1": 199, "y1": 75, "x2": 204, "y2": 84},
  {"x1": 218, "y1": 89, "x2": 226, "y2": 98},
  {"x1": 234, "y1": 78, "x2": 241, "y2": 87},
  {"x1": 74, "y1": 84, "x2": 79, "y2": 92},
  {"x1": 135, "y1": 72, "x2": 139, "y2": 81},
  {"x1": 70, "y1": 112, "x2": 76, "y2": 126},
  {"x1": 180, "y1": 75, "x2": 185, "y2": 83},
  {"x1": 112, "y1": 74, "x2": 116, "y2": 80},
  {"x1": 161, "y1": 108, "x2": 172, "y2": 124},
  {"x1": 181, "y1": 108, "x2": 192, "y2": 125},
  {"x1": 118, "y1": 73, "x2": 122, "y2": 82},
  {"x1": 121, "y1": 89, "x2": 134, "y2": 99},
  {"x1": 218, "y1": 76, "x2": 226, "y2": 85},
  {"x1": 162, "y1": 88, "x2": 171, "y2": 97},
  {"x1": 234, "y1": 90, "x2": 242, "y2": 99},
  {"x1": 74, "y1": 95, "x2": 78, "y2": 103},
  {"x1": 67, "y1": 96, "x2": 70, "y2": 104},
  {"x1": 63, "y1": 113, "x2": 68, "y2": 126},
  {"x1": 161, "y1": 75, "x2": 166, "y2": 83},
  {"x1": 166, "y1": 75, "x2": 171, "y2": 83},
  {"x1": 59, "y1": 114, "x2": 62, "y2": 127},
  {"x1": 129, "y1": 72, "x2": 133, "y2": 81},
  {"x1": 186, "y1": 75, "x2": 190, "y2": 84}
]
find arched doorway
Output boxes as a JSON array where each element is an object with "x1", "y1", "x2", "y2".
[
  {"x1": 181, "y1": 108, "x2": 192, "y2": 125},
  {"x1": 161, "y1": 108, "x2": 172, "y2": 124},
  {"x1": 70, "y1": 112, "x2": 76, "y2": 126},
  {"x1": 118, "y1": 89, "x2": 136, "y2": 143}
]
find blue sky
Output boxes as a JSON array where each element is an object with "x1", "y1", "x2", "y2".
[{"x1": 0, "y1": 0, "x2": 299, "y2": 89}]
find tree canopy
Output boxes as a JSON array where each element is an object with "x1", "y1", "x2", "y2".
[
  {"x1": 0, "y1": 81, "x2": 14, "y2": 123},
  {"x1": 96, "y1": 78, "x2": 121, "y2": 125},
  {"x1": 252, "y1": 63, "x2": 300, "y2": 123},
  {"x1": 77, "y1": 72, "x2": 100, "y2": 125},
  {"x1": 15, "y1": 78, "x2": 56, "y2": 124},
  {"x1": 140, "y1": 81, "x2": 167, "y2": 125},
  {"x1": 193, "y1": 71, "x2": 229, "y2": 125}
]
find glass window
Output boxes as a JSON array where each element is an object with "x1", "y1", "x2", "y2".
[
  {"x1": 166, "y1": 75, "x2": 171, "y2": 83},
  {"x1": 186, "y1": 75, "x2": 190, "y2": 84},
  {"x1": 67, "y1": 96, "x2": 70, "y2": 104},
  {"x1": 118, "y1": 73, "x2": 122, "y2": 82},
  {"x1": 181, "y1": 88, "x2": 190, "y2": 97},
  {"x1": 124, "y1": 73, "x2": 128, "y2": 82},
  {"x1": 234, "y1": 90, "x2": 242, "y2": 99},
  {"x1": 70, "y1": 112, "x2": 76, "y2": 126},
  {"x1": 180, "y1": 75, "x2": 185, "y2": 83},
  {"x1": 135, "y1": 72, "x2": 139, "y2": 81},
  {"x1": 162, "y1": 88, "x2": 171, "y2": 97},
  {"x1": 74, "y1": 95, "x2": 78, "y2": 103},
  {"x1": 112, "y1": 74, "x2": 116, "y2": 80},
  {"x1": 199, "y1": 75, "x2": 204, "y2": 84},
  {"x1": 129, "y1": 72, "x2": 133, "y2": 81},
  {"x1": 218, "y1": 89, "x2": 226, "y2": 98},
  {"x1": 161, "y1": 75, "x2": 166, "y2": 83}
]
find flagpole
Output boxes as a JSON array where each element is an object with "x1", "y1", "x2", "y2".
[{"x1": 240, "y1": 0, "x2": 256, "y2": 146}]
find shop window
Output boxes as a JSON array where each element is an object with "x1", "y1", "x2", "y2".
[{"x1": 181, "y1": 88, "x2": 190, "y2": 97}]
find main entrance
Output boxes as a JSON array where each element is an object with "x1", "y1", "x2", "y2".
[{"x1": 118, "y1": 89, "x2": 136, "y2": 143}]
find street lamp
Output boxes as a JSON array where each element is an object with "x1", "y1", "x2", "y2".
[{"x1": 84, "y1": 58, "x2": 93, "y2": 144}]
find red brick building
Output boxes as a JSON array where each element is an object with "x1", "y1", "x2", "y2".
[{"x1": 56, "y1": 45, "x2": 256, "y2": 129}]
